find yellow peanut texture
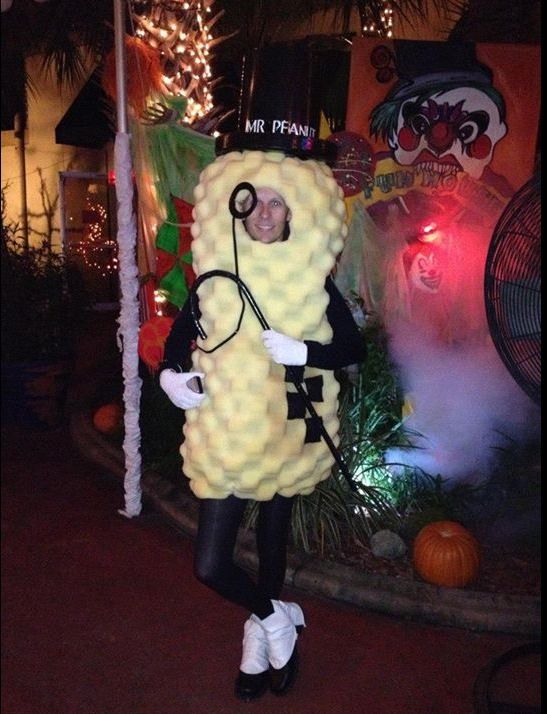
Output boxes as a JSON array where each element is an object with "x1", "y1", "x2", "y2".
[{"x1": 181, "y1": 150, "x2": 348, "y2": 500}]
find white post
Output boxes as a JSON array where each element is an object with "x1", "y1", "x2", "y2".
[{"x1": 113, "y1": 0, "x2": 143, "y2": 517}]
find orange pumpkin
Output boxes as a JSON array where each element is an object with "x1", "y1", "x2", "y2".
[
  {"x1": 412, "y1": 520, "x2": 480, "y2": 588},
  {"x1": 93, "y1": 403, "x2": 124, "y2": 436}
]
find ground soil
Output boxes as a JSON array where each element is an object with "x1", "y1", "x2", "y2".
[{"x1": 319, "y1": 538, "x2": 541, "y2": 597}]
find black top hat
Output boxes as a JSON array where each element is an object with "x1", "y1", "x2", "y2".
[{"x1": 215, "y1": 39, "x2": 336, "y2": 164}]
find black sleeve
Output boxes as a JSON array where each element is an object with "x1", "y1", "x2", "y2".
[
  {"x1": 304, "y1": 277, "x2": 366, "y2": 370},
  {"x1": 159, "y1": 297, "x2": 199, "y2": 372}
]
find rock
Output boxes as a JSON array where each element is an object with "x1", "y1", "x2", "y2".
[{"x1": 370, "y1": 530, "x2": 407, "y2": 559}]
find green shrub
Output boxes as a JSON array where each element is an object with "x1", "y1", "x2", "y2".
[{"x1": 1, "y1": 192, "x2": 88, "y2": 363}]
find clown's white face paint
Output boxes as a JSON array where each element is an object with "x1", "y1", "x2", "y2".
[{"x1": 388, "y1": 87, "x2": 507, "y2": 180}]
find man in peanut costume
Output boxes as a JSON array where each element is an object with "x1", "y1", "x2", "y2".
[{"x1": 159, "y1": 39, "x2": 366, "y2": 702}]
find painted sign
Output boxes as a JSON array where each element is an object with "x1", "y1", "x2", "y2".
[{"x1": 339, "y1": 38, "x2": 540, "y2": 342}]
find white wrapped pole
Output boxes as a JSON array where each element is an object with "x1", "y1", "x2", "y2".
[{"x1": 114, "y1": 0, "x2": 142, "y2": 517}]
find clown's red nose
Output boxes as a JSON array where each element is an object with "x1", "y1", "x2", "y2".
[{"x1": 428, "y1": 122, "x2": 454, "y2": 153}]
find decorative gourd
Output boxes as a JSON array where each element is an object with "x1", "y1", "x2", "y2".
[
  {"x1": 412, "y1": 520, "x2": 480, "y2": 588},
  {"x1": 93, "y1": 403, "x2": 124, "y2": 436}
]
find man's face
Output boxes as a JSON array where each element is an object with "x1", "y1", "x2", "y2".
[{"x1": 243, "y1": 187, "x2": 292, "y2": 244}]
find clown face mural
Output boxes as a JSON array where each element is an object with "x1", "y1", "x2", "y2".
[
  {"x1": 369, "y1": 42, "x2": 508, "y2": 182},
  {"x1": 388, "y1": 86, "x2": 507, "y2": 180}
]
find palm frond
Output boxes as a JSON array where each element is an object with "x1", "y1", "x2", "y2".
[{"x1": 39, "y1": 42, "x2": 89, "y2": 89}]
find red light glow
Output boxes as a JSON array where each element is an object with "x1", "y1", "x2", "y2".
[{"x1": 418, "y1": 221, "x2": 440, "y2": 242}]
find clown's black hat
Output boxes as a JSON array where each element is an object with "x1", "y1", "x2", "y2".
[
  {"x1": 388, "y1": 40, "x2": 494, "y2": 102},
  {"x1": 215, "y1": 38, "x2": 336, "y2": 164}
]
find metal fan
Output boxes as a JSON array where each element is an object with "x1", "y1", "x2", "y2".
[{"x1": 484, "y1": 173, "x2": 541, "y2": 405}]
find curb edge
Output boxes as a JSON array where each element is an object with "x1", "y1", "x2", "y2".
[{"x1": 69, "y1": 410, "x2": 541, "y2": 638}]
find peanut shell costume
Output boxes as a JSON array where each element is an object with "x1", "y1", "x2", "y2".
[{"x1": 179, "y1": 149, "x2": 352, "y2": 500}]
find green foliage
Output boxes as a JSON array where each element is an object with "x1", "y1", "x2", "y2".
[
  {"x1": 336, "y1": 324, "x2": 407, "y2": 483},
  {"x1": 1, "y1": 188, "x2": 88, "y2": 363},
  {"x1": 375, "y1": 439, "x2": 541, "y2": 541},
  {"x1": 139, "y1": 368, "x2": 186, "y2": 480},
  {"x1": 388, "y1": 470, "x2": 487, "y2": 539}
]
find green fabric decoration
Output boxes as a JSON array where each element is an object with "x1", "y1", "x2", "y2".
[
  {"x1": 144, "y1": 106, "x2": 216, "y2": 207},
  {"x1": 166, "y1": 96, "x2": 189, "y2": 118},
  {"x1": 155, "y1": 199, "x2": 180, "y2": 255},
  {"x1": 132, "y1": 97, "x2": 216, "y2": 309},
  {"x1": 159, "y1": 262, "x2": 189, "y2": 309}
]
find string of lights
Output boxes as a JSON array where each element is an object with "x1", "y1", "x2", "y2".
[
  {"x1": 75, "y1": 191, "x2": 118, "y2": 277},
  {"x1": 131, "y1": 0, "x2": 217, "y2": 123},
  {"x1": 360, "y1": 0, "x2": 394, "y2": 38}
]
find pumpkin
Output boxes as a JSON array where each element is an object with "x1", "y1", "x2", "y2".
[
  {"x1": 93, "y1": 403, "x2": 124, "y2": 436},
  {"x1": 412, "y1": 520, "x2": 480, "y2": 588}
]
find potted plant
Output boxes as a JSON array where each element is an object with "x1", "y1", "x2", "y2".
[{"x1": 1, "y1": 195, "x2": 88, "y2": 428}]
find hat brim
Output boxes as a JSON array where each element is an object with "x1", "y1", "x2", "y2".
[
  {"x1": 390, "y1": 70, "x2": 493, "y2": 102},
  {"x1": 215, "y1": 132, "x2": 336, "y2": 164}
]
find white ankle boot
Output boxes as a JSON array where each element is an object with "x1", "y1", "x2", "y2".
[
  {"x1": 234, "y1": 615, "x2": 270, "y2": 701},
  {"x1": 259, "y1": 600, "x2": 306, "y2": 670},
  {"x1": 240, "y1": 614, "x2": 269, "y2": 675}
]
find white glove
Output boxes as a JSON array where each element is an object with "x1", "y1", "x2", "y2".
[
  {"x1": 159, "y1": 369, "x2": 206, "y2": 410},
  {"x1": 261, "y1": 329, "x2": 308, "y2": 366}
]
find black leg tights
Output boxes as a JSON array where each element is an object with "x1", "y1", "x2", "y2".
[{"x1": 194, "y1": 494, "x2": 294, "y2": 620}]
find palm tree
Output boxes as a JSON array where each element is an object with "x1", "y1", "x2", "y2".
[
  {"x1": 1, "y1": 0, "x2": 461, "y2": 129},
  {"x1": 1, "y1": 0, "x2": 539, "y2": 241},
  {"x1": 448, "y1": 0, "x2": 540, "y2": 43},
  {"x1": 1, "y1": 0, "x2": 114, "y2": 129},
  {"x1": 2, "y1": 0, "x2": 540, "y2": 111}
]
